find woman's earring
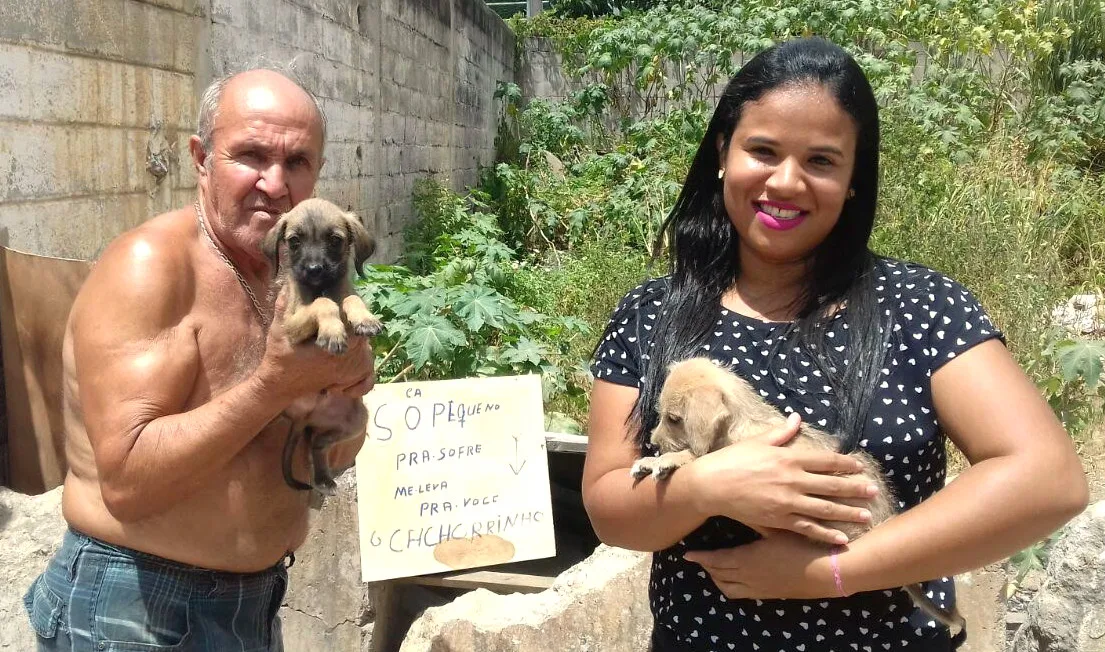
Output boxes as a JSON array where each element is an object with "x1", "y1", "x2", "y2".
[
  {"x1": 718, "y1": 169, "x2": 725, "y2": 180},
  {"x1": 847, "y1": 188, "x2": 856, "y2": 199}
]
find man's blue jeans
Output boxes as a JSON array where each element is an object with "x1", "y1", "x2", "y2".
[{"x1": 24, "y1": 528, "x2": 288, "y2": 651}]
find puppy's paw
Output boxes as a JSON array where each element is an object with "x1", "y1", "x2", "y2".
[
  {"x1": 316, "y1": 330, "x2": 348, "y2": 355},
  {"x1": 652, "y1": 458, "x2": 682, "y2": 480},
  {"x1": 351, "y1": 314, "x2": 384, "y2": 338},
  {"x1": 630, "y1": 458, "x2": 656, "y2": 480},
  {"x1": 314, "y1": 478, "x2": 338, "y2": 496}
]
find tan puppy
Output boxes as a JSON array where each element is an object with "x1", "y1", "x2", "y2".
[
  {"x1": 633, "y1": 356, "x2": 964, "y2": 632},
  {"x1": 263, "y1": 197, "x2": 382, "y2": 352},
  {"x1": 262, "y1": 198, "x2": 381, "y2": 494}
]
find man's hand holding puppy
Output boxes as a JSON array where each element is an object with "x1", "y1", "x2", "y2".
[
  {"x1": 257, "y1": 293, "x2": 375, "y2": 403},
  {"x1": 261, "y1": 291, "x2": 375, "y2": 486}
]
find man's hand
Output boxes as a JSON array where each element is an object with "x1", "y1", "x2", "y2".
[{"x1": 258, "y1": 292, "x2": 376, "y2": 402}]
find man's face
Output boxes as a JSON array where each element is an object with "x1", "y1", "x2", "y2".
[{"x1": 194, "y1": 75, "x2": 325, "y2": 267}]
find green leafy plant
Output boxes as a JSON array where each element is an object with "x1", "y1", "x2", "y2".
[
  {"x1": 1029, "y1": 333, "x2": 1105, "y2": 439},
  {"x1": 1031, "y1": 0, "x2": 1104, "y2": 96},
  {"x1": 355, "y1": 180, "x2": 592, "y2": 412},
  {"x1": 1006, "y1": 529, "x2": 1062, "y2": 598},
  {"x1": 1024, "y1": 59, "x2": 1105, "y2": 170},
  {"x1": 1010, "y1": 537, "x2": 1052, "y2": 582}
]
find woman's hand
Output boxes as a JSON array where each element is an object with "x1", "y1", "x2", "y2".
[
  {"x1": 684, "y1": 532, "x2": 840, "y2": 600},
  {"x1": 685, "y1": 413, "x2": 879, "y2": 545}
]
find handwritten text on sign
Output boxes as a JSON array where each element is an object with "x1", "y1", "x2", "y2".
[{"x1": 355, "y1": 374, "x2": 556, "y2": 582}]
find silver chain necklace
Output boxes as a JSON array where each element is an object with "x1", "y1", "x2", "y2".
[{"x1": 194, "y1": 200, "x2": 269, "y2": 325}]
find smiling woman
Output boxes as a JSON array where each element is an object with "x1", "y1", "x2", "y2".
[
  {"x1": 581, "y1": 36, "x2": 1088, "y2": 652},
  {"x1": 721, "y1": 83, "x2": 857, "y2": 273}
]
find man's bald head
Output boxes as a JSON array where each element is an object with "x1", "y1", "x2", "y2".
[{"x1": 196, "y1": 68, "x2": 327, "y2": 160}]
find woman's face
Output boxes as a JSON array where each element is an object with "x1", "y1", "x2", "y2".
[{"x1": 719, "y1": 83, "x2": 858, "y2": 268}]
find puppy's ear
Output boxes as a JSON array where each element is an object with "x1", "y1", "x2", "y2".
[
  {"x1": 344, "y1": 211, "x2": 375, "y2": 276},
  {"x1": 261, "y1": 216, "x2": 287, "y2": 275},
  {"x1": 683, "y1": 391, "x2": 730, "y2": 456}
]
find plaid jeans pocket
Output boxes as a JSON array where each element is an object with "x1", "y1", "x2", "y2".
[
  {"x1": 91, "y1": 558, "x2": 192, "y2": 650},
  {"x1": 23, "y1": 576, "x2": 64, "y2": 641}
]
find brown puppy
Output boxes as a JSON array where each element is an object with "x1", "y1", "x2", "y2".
[
  {"x1": 633, "y1": 356, "x2": 965, "y2": 632},
  {"x1": 263, "y1": 197, "x2": 382, "y2": 352},
  {"x1": 262, "y1": 197, "x2": 381, "y2": 495}
]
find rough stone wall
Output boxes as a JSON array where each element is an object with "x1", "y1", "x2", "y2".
[{"x1": 0, "y1": 0, "x2": 515, "y2": 263}]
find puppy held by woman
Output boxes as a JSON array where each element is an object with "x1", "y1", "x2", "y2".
[{"x1": 582, "y1": 36, "x2": 1088, "y2": 651}]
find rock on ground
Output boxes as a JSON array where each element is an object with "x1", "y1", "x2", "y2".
[
  {"x1": 398, "y1": 544, "x2": 652, "y2": 652},
  {"x1": 279, "y1": 472, "x2": 376, "y2": 651},
  {"x1": 1051, "y1": 293, "x2": 1105, "y2": 336},
  {"x1": 1012, "y1": 500, "x2": 1105, "y2": 651},
  {"x1": 0, "y1": 478, "x2": 375, "y2": 652},
  {"x1": 0, "y1": 486, "x2": 66, "y2": 649},
  {"x1": 957, "y1": 564, "x2": 1008, "y2": 652}
]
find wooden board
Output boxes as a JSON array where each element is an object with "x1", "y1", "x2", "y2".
[
  {"x1": 355, "y1": 374, "x2": 557, "y2": 583},
  {"x1": 543, "y1": 431, "x2": 588, "y2": 453}
]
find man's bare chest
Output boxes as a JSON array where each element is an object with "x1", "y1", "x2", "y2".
[{"x1": 189, "y1": 308, "x2": 266, "y2": 398}]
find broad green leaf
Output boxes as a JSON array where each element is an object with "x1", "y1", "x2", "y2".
[
  {"x1": 1054, "y1": 339, "x2": 1105, "y2": 389},
  {"x1": 378, "y1": 317, "x2": 413, "y2": 342},
  {"x1": 500, "y1": 337, "x2": 549, "y2": 368},
  {"x1": 403, "y1": 315, "x2": 467, "y2": 370},
  {"x1": 546, "y1": 411, "x2": 583, "y2": 436},
  {"x1": 390, "y1": 289, "x2": 447, "y2": 317},
  {"x1": 453, "y1": 285, "x2": 507, "y2": 332}
]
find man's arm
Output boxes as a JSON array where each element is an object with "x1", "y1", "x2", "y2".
[{"x1": 71, "y1": 230, "x2": 299, "y2": 521}]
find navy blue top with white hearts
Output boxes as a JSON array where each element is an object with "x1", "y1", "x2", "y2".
[{"x1": 590, "y1": 259, "x2": 1004, "y2": 651}]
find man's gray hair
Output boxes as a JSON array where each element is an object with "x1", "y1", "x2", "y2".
[{"x1": 196, "y1": 61, "x2": 328, "y2": 158}]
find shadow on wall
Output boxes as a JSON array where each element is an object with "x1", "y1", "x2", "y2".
[{"x1": 0, "y1": 245, "x2": 92, "y2": 495}]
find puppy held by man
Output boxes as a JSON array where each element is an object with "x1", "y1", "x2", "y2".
[{"x1": 262, "y1": 197, "x2": 382, "y2": 495}]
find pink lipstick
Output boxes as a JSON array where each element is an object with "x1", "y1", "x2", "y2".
[{"x1": 754, "y1": 200, "x2": 807, "y2": 231}]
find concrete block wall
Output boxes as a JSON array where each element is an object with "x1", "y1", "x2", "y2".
[
  {"x1": 518, "y1": 36, "x2": 733, "y2": 125},
  {"x1": 0, "y1": 0, "x2": 204, "y2": 259},
  {"x1": 0, "y1": 0, "x2": 516, "y2": 264},
  {"x1": 206, "y1": 0, "x2": 384, "y2": 254},
  {"x1": 377, "y1": 0, "x2": 454, "y2": 263},
  {"x1": 451, "y1": 0, "x2": 515, "y2": 189}
]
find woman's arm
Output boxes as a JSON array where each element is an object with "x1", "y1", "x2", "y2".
[
  {"x1": 684, "y1": 339, "x2": 1090, "y2": 599},
  {"x1": 835, "y1": 338, "x2": 1089, "y2": 592},
  {"x1": 582, "y1": 379, "x2": 879, "y2": 551}
]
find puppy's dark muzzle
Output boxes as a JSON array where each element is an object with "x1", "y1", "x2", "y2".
[{"x1": 295, "y1": 262, "x2": 339, "y2": 290}]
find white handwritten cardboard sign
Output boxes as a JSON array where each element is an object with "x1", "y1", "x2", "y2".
[{"x1": 354, "y1": 374, "x2": 557, "y2": 583}]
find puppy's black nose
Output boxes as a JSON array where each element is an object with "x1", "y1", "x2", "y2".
[{"x1": 304, "y1": 262, "x2": 324, "y2": 278}]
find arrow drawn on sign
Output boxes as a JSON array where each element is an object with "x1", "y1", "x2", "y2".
[{"x1": 509, "y1": 434, "x2": 527, "y2": 475}]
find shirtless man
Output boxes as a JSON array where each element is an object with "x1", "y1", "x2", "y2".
[{"x1": 23, "y1": 68, "x2": 373, "y2": 651}]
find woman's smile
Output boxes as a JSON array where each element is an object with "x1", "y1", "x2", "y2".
[{"x1": 754, "y1": 200, "x2": 808, "y2": 231}]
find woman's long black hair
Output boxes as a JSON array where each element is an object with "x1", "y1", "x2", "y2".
[{"x1": 632, "y1": 37, "x2": 890, "y2": 454}]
